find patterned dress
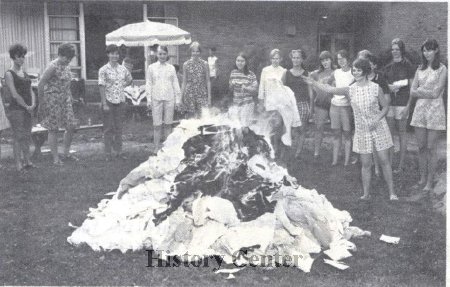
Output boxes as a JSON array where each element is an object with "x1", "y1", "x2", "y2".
[
  {"x1": 410, "y1": 64, "x2": 447, "y2": 130},
  {"x1": 349, "y1": 81, "x2": 393, "y2": 154},
  {"x1": 39, "y1": 59, "x2": 77, "y2": 130},
  {"x1": 182, "y1": 58, "x2": 208, "y2": 116}
]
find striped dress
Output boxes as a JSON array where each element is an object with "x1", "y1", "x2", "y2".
[{"x1": 228, "y1": 69, "x2": 258, "y2": 126}]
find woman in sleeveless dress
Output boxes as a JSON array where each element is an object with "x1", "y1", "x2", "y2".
[
  {"x1": 38, "y1": 43, "x2": 78, "y2": 165},
  {"x1": 4, "y1": 44, "x2": 36, "y2": 171},
  {"x1": 181, "y1": 42, "x2": 211, "y2": 119},
  {"x1": 404, "y1": 39, "x2": 447, "y2": 193},
  {"x1": 304, "y1": 58, "x2": 397, "y2": 201}
]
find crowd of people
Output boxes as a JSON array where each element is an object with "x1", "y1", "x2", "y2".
[{"x1": 0, "y1": 37, "x2": 446, "y2": 202}]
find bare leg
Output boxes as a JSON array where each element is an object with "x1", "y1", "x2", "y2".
[
  {"x1": 373, "y1": 153, "x2": 380, "y2": 177},
  {"x1": 48, "y1": 131, "x2": 60, "y2": 164},
  {"x1": 375, "y1": 148, "x2": 396, "y2": 198},
  {"x1": 153, "y1": 125, "x2": 162, "y2": 152},
  {"x1": 314, "y1": 121, "x2": 324, "y2": 157},
  {"x1": 424, "y1": 130, "x2": 440, "y2": 191},
  {"x1": 343, "y1": 131, "x2": 351, "y2": 166},
  {"x1": 397, "y1": 129, "x2": 407, "y2": 171},
  {"x1": 386, "y1": 117, "x2": 396, "y2": 166},
  {"x1": 414, "y1": 127, "x2": 427, "y2": 186},
  {"x1": 360, "y1": 153, "x2": 373, "y2": 199},
  {"x1": 332, "y1": 130, "x2": 342, "y2": 166},
  {"x1": 163, "y1": 124, "x2": 172, "y2": 141},
  {"x1": 63, "y1": 128, "x2": 75, "y2": 156},
  {"x1": 295, "y1": 126, "x2": 306, "y2": 157},
  {"x1": 12, "y1": 139, "x2": 22, "y2": 170}
]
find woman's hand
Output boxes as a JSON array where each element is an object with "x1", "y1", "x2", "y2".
[
  {"x1": 368, "y1": 119, "x2": 377, "y2": 131},
  {"x1": 301, "y1": 75, "x2": 314, "y2": 85},
  {"x1": 399, "y1": 107, "x2": 409, "y2": 120},
  {"x1": 389, "y1": 84, "x2": 400, "y2": 93}
]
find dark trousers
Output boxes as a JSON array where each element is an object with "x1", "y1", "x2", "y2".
[{"x1": 103, "y1": 101, "x2": 124, "y2": 154}]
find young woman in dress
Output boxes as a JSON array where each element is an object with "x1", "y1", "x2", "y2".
[
  {"x1": 329, "y1": 50, "x2": 354, "y2": 166},
  {"x1": 38, "y1": 43, "x2": 78, "y2": 165},
  {"x1": 4, "y1": 44, "x2": 36, "y2": 171},
  {"x1": 181, "y1": 42, "x2": 211, "y2": 119},
  {"x1": 285, "y1": 49, "x2": 313, "y2": 158},
  {"x1": 228, "y1": 52, "x2": 258, "y2": 127},
  {"x1": 304, "y1": 58, "x2": 398, "y2": 201},
  {"x1": 384, "y1": 38, "x2": 416, "y2": 173},
  {"x1": 405, "y1": 39, "x2": 447, "y2": 192},
  {"x1": 310, "y1": 51, "x2": 334, "y2": 159}
]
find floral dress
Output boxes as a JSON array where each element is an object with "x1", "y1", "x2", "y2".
[
  {"x1": 349, "y1": 81, "x2": 393, "y2": 154},
  {"x1": 410, "y1": 64, "x2": 447, "y2": 130},
  {"x1": 39, "y1": 59, "x2": 77, "y2": 130},
  {"x1": 182, "y1": 58, "x2": 208, "y2": 115}
]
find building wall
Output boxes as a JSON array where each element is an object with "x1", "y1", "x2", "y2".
[
  {"x1": 356, "y1": 2, "x2": 447, "y2": 64},
  {"x1": 0, "y1": 1, "x2": 46, "y2": 76}
]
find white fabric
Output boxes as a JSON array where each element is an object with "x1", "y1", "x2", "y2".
[
  {"x1": 208, "y1": 56, "x2": 218, "y2": 78},
  {"x1": 105, "y1": 20, "x2": 191, "y2": 47},
  {"x1": 258, "y1": 65, "x2": 286, "y2": 105},
  {"x1": 331, "y1": 69, "x2": 354, "y2": 106}
]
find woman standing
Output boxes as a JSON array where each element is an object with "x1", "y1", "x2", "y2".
[
  {"x1": 4, "y1": 44, "x2": 36, "y2": 171},
  {"x1": 329, "y1": 50, "x2": 354, "y2": 166},
  {"x1": 304, "y1": 58, "x2": 397, "y2": 201},
  {"x1": 285, "y1": 49, "x2": 313, "y2": 158},
  {"x1": 384, "y1": 39, "x2": 416, "y2": 173},
  {"x1": 228, "y1": 52, "x2": 258, "y2": 127},
  {"x1": 258, "y1": 49, "x2": 288, "y2": 160},
  {"x1": 147, "y1": 46, "x2": 181, "y2": 152},
  {"x1": 406, "y1": 39, "x2": 447, "y2": 192},
  {"x1": 181, "y1": 42, "x2": 211, "y2": 119},
  {"x1": 38, "y1": 43, "x2": 78, "y2": 165},
  {"x1": 310, "y1": 51, "x2": 334, "y2": 159}
]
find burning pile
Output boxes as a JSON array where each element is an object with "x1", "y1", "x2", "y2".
[{"x1": 68, "y1": 115, "x2": 369, "y2": 272}]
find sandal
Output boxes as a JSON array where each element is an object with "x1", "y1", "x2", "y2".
[
  {"x1": 24, "y1": 162, "x2": 37, "y2": 169},
  {"x1": 389, "y1": 194, "x2": 399, "y2": 201},
  {"x1": 359, "y1": 194, "x2": 371, "y2": 201}
]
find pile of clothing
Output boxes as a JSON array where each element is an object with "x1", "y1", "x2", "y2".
[{"x1": 68, "y1": 115, "x2": 369, "y2": 272}]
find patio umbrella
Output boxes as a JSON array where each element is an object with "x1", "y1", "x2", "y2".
[{"x1": 105, "y1": 20, "x2": 191, "y2": 46}]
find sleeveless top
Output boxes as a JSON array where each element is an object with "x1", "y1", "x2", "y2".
[
  {"x1": 332, "y1": 68, "x2": 354, "y2": 106},
  {"x1": 285, "y1": 69, "x2": 309, "y2": 103},
  {"x1": 6, "y1": 70, "x2": 32, "y2": 111}
]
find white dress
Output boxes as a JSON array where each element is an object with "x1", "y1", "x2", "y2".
[{"x1": 0, "y1": 94, "x2": 11, "y2": 131}]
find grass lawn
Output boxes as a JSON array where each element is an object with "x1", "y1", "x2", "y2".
[{"x1": 0, "y1": 119, "x2": 446, "y2": 286}]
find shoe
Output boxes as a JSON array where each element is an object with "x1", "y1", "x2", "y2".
[
  {"x1": 359, "y1": 194, "x2": 371, "y2": 201},
  {"x1": 62, "y1": 154, "x2": 79, "y2": 162},
  {"x1": 389, "y1": 194, "x2": 399, "y2": 201},
  {"x1": 24, "y1": 162, "x2": 37, "y2": 169}
]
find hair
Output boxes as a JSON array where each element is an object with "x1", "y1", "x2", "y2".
[
  {"x1": 234, "y1": 52, "x2": 250, "y2": 75},
  {"x1": 105, "y1": 44, "x2": 119, "y2": 55},
  {"x1": 420, "y1": 39, "x2": 441, "y2": 70},
  {"x1": 9, "y1": 43, "x2": 27, "y2": 59},
  {"x1": 189, "y1": 41, "x2": 202, "y2": 53},
  {"x1": 391, "y1": 38, "x2": 406, "y2": 57},
  {"x1": 366, "y1": 53, "x2": 380, "y2": 69},
  {"x1": 58, "y1": 43, "x2": 76, "y2": 59},
  {"x1": 173, "y1": 64, "x2": 180, "y2": 73},
  {"x1": 357, "y1": 49, "x2": 372, "y2": 59},
  {"x1": 269, "y1": 49, "x2": 282, "y2": 59},
  {"x1": 352, "y1": 58, "x2": 372, "y2": 77},
  {"x1": 158, "y1": 46, "x2": 169, "y2": 54},
  {"x1": 336, "y1": 49, "x2": 350, "y2": 65},
  {"x1": 289, "y1": 49, "x2": 306, "y2": 60},
  {"x1": 318, "y1": 50, "x2": 333, "y2": 72}
]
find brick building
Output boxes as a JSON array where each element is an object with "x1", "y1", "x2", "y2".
[{"x1": 0, "y1": 1, "x2": 447, "y2": 100}]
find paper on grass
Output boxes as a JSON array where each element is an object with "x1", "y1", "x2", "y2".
[
  {"x1": 380, "y1": 234, "x2": 400, "y2": 244},
  {"x1": 323, "y1": 259, "x2": 349, "y2": 270},
  {"x1": 215, "y1": 268, "x2": 244, "y2": 274},
  {"x1": 324, "y1": 248, "x2": 353, "y2": 261},
  {"x1": 393, "y1": 79, "x2": 408, "y2": 87}
]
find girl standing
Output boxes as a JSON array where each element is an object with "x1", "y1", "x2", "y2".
[
  {"x1": 181, "y1": 42, "x2": 211, "y2": 119},
  {"x1": 304, "y1": 58, "x2": 397, "y2": 201},
  {"x1": 384, "y1": 38, "x2": 416, "y2": 173},
  {"x1": 38, "y1": 43, "x2": 78, "y2": 165},
  {"x1": 329, "y1": 50, "x2": 354, "y2": 166},
  {"x1": 310, "y1": 51, "x2": 334, "y2": 159},
  {"x1": 146, "y1": 46, "x2": 181, "y2": 152},
  {"x1": 228, "y1": 52, "x2": 258, "y2": 127},
  {"x1": 4, "y1": 44, "x2": 36, "y2": 171},
  {"x1": 406, "y1": 39, "x2": 447, "y2": 192},
  {"x1": 285, "y1": 49, "x2": 313, "y2": 158}
]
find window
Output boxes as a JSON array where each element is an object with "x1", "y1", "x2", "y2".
[
  {"x1": 47, "y1": 2, "x2": 82, "y2": 78},
  {"x1": 319, "y1": 33, "x2": 354, "y2": 56}
]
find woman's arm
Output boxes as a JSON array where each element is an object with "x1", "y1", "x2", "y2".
[
  {"x1": 5, "y1": 71, "x2": 30, "y2": 109},
  {"x1": 181, "y1": 62, "x2": 187, "y2": 100},
  {"x1": 281, "y1": 69, "x2": 287, "y2": 85},
  {"x1": 244, "y1": 73, "x2": 258, "y2": 94},
  {"x1": 171, "y1": 66, "x2": 182, "y2": 106},
  {"x1": 205, "y1": 62, "x2": 211, "y2": 105},
  {"x1": 414, "y1": 66, "x2": 447, "y2": 99},
  {"x1": 375, "y1": 86, "x2": 390, "y2": 121},
  {"x1": 37, "y1": 65, "x2": 56, "y2": 102},
  {"x1": 29, "y1": 85, "x2": 36, "y2": 111},
  {"x1": 258, "y1": 69, "x2": 266, "y2": 106},
  {"x1": 303, "y1": 75, "x2": 349, "y2": 96}
]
